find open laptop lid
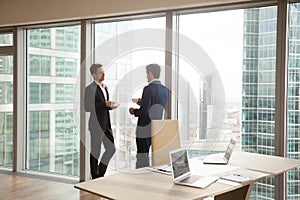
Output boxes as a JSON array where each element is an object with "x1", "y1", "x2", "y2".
[
  {"x1": 223, "y1": 138, "x2": 236, "y2": 163},
  {"x1": 169, "y1": 148, "x2": 191, "y2": 182}
]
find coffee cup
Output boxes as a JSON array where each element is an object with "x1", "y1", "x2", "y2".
[{"x1": 132, "y1": 98, "x2": 139, "y2": 103}]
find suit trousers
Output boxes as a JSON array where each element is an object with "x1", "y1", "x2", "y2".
[
  {"x1": 135, "y1": 124, "x2": 152, "y2": 169},
  {"x1": 90, "y1": 128, "x2": 116, "y2": 179},
  {"x1": 136, "y1": 137, "x2": 151, "y2": 169}
]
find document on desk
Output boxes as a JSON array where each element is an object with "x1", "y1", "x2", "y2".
[
  {"x1": 219, "y1": 168, "x2": 270, "y2": 183},
  {"x1": 220, "y1": 174, "x2": 252, "y2": 183}
]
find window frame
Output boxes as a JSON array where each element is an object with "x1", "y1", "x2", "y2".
[{"x1": 1, "y1": 1, "x2": 298, "y2": 199}]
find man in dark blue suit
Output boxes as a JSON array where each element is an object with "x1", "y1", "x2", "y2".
[
  {"x1": 84, "y1": 63, "x2": 116, "y2": 179},
  {"x1": 129, "y1": 64, "x2": 168, "y2": 168}
]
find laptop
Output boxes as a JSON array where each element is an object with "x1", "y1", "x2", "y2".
[
  {"x1": 169, "y1": 148, "x2": 218, "y2": 188},
  {"x1": 203, "y1": 138, "x2": 236, "y2": 165}
]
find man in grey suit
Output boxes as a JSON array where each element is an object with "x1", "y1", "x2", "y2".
[
  {"x1": 129, "y1": 64, "x2": 168, "y2": 168},
  {"x1": 84, "y1": 63, "x2": 116, "y2": 179}
]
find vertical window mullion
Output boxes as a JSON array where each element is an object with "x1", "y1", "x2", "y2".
[
  {"x1": 165, "y1": 11, "x2": 173, "y2": 119},
  {"x1": 13, "y1": 27, "x2": 26, "y2": 172},
  {"x1": 80, "y1": 20, "x2": 93, "y2": 181},
  {"x1": 275, "y1": 0, "x2": 289, "y2": 199}
]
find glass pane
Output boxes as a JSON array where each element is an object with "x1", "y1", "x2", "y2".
[
  {"x1": 29, "y1": 54, "x2": 51, "y2": 76},
  {"x1": 287, "y1": 3, "x2": 300, "y2": 200},
  {"x1": 29, "y1": 29, "x2": 51, "y2": 49},
  {"x1": 0, "y1": 55, "x2": 13, "y2": 168},
  {"x1": 0, "y1": 55, "x2": 13, "y2": 74},
  {"x1": 55, "y1": 27, "x2": 80, "y2": 52},
  {"x1": 178, "y1": 5, "x2": 277, "y2": 199},
  {"x1": 0, "y1": 33, "x2": 13, "y2": 46},
  {"x1": 94, "y1": 17, "x2": 166, "y2": 171},
  {"x1": 27, "y1": 25, "x2": 80, "y2": 176}
]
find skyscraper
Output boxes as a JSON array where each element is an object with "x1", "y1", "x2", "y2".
[
  {"x1": 27, "y1": 26, "x2": 81, "y2": 176},
  {"x1": 243, "y1": 5, "x2": 300, "y2": 200},
  {"x1": 0, "y1": 34, "x2": 13, "y2": 168}
]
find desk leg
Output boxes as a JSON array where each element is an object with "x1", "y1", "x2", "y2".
[
  {"x1": 245, "y1": 183, "x2": 253, "y2": 199},
  {"x1": 214, "y1": 183, "x2": 253, "y2": 200}
]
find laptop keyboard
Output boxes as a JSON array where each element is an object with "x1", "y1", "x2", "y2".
[{"x1": 181, "y1": 175, "x2": 201, "y2": 183}]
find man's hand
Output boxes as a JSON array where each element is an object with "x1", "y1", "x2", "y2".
[
  {"x1": 105, "y1": 101, "x2": 113, "y2": 107},
  {"x1": 136, "y1": 98, "x2": 141, "y2": 105},
  {"x1": 129, "y1": 107, "x2": 135, "y2": 115}
]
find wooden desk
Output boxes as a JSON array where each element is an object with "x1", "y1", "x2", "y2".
[
  {"x1": 75, "y1": 152, "x2": 300, "y2": 200},
  {"x1": 229, "y1": 151, "x2": 300, "y2": 175}
]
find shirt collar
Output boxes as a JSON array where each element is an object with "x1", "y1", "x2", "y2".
[
  {"x1": 94, "y1": 81, "x2": 106, "y2": 88},
  {"x1": 148, "y1": 79, "x2": 160, "y2": 84}
]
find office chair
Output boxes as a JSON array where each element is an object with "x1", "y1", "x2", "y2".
[{"x1": 151, "y1": 119, "x2": 180, "y2": 166}]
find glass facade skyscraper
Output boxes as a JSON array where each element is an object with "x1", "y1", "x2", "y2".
[
  {"x1": 243, "y1": 5, "x2": 300, "y2": 200},
  {"x1": 287, "y1": 3, "x2": 300, "y2": 199},
  {"x1": 0, "y1": 33, "x2": 13, "y2": 168},
  {"x1": 27, "y1": 26, "x2": 80, "y2": 176}
]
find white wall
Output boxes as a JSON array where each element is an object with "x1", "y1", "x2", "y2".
[{"x1": 0, "y1": 0, "x2": 255, "y2": 27}]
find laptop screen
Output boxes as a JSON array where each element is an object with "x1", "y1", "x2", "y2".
[
  {"x1": 224, "y1": 138, "x2": 236, "y2": 161},
  {"x1": 170, "y1": 149, "x2": 190, "y2": 179}
]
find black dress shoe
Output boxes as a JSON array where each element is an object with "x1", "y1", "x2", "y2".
[{"x1": 98, "y1": 162, "x2": 108, "y2": 177}]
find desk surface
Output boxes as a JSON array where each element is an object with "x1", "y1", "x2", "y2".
[
  {"x1": 75, "y1": 152, "x2": 300, "y2": 200},
  {"x1": 229, "y1": 152, "x2": 300, "y2": 175},
  {"x1": 75, "y1": 168, "x2": 244, "y2": 200}
]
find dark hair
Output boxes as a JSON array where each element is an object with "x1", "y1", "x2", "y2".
[
  {"x1": 146, "y1": 63, "x2": 161, "y2": 79},
  {"x1": 90, "y1": 63, "x2": 102, "y2": 75}
]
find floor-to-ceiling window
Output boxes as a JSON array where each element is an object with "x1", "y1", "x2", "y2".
[
  {"x1": 0, "y1": 1, "x2": 298, "y2": 199},
  {"x1": 27, "y1": 25, "x2": 80, "y2": 176},
  {"x1": 0, "y1": 32, "x2": 13, "y2": 168},
  {"x1": 93, "y1": 16, "x2": 166, "y2": 170},
  {"x1": 177, "y1": 10, "x2": 244, "y2": 154},
  {"x1": 177, "y1": 5, "x2": 278, "y2": 199}
]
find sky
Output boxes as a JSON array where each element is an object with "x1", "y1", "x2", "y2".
[
  {"x1": 179, "y1": 10, "x2": 244, "y2": 105},
  {"x1": 98, "y1": 10, "x2": 245, "y2": 105},
  {"x1": 131, "y1": 10, "x2": 245, "y2": 105}
]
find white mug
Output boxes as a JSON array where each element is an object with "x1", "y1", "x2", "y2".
[{"x1": 132, "y1": 98, "x2": 139, "y2": 103}]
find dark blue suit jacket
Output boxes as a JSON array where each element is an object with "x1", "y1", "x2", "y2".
[
  {"x1": 84, "y1": 81, "x2": 111, "y2": 133},
  {"x1": 133, "y1": 80, "x2": 168, "y2": 129}
]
